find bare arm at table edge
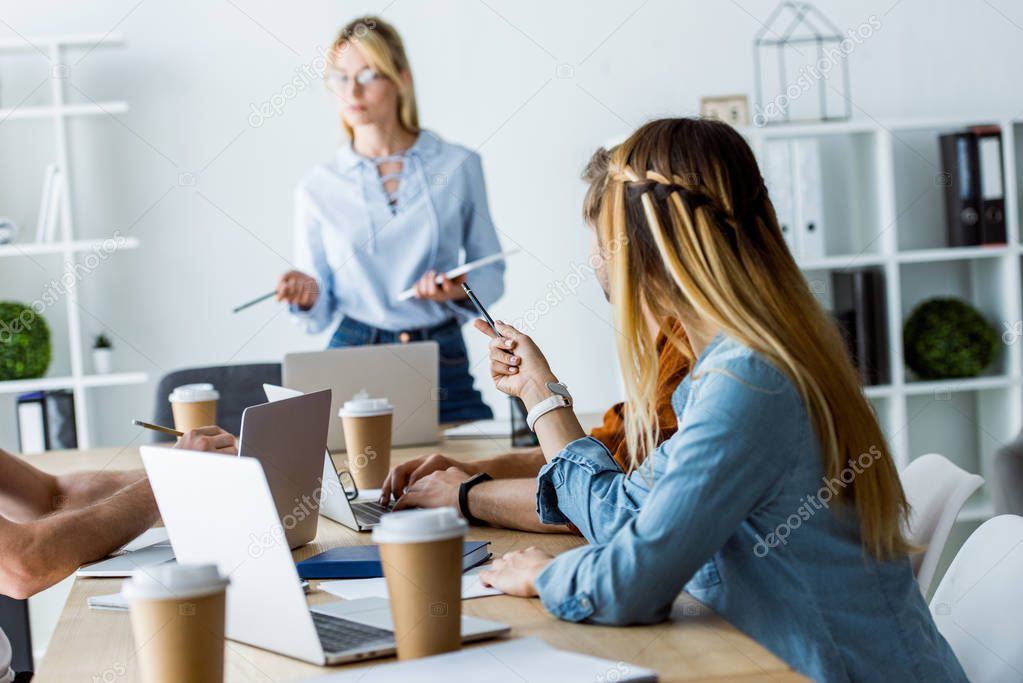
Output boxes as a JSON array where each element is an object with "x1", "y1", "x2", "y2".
[{"x1": 0, "y1": 478, "x2": 158, "y2": 598}]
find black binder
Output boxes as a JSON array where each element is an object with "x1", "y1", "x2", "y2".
[
  {"x1": 832, "y1": 268, "x2": 889, "y2": 386},
  {"x1": 939, "y1": 132, "x2": 982, "y2": 247},
  {"x1": 972, "y1": 126, "x2": 1007, "y2": 245}
]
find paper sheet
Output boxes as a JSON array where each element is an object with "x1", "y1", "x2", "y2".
[
  {"x1": 299, "y1": 637, "x2": 659, "y2": 682},
  {"x1": 320, "y1": 566, "x2": 502, "y2": 601},
  {"x1": 120, "y1": 527, "x2": 170, "y2": 553}
]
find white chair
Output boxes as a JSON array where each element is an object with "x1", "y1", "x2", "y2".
[
  {"x1": 930, "y1": 515, "x2": 1023, "y2": 683},
  {"x1": 900, "y1": 453, "x2": 984, "y2": 596}
]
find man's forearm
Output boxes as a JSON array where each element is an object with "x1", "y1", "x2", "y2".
[
  {"x1": 467, "y1": 479, "x2": 569, "y2": 533},
  {"x1": 54, "y1": 469, "x2": 147, "y2": 511},
  {"x1": 465, "y1": 448, "x2": 547, "y2": 479},
  {"x1": 1, "y1": 478, "x2": 159, "y2": 598}
]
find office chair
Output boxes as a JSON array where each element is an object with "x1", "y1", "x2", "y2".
[
  {"x1": 0, "y1": 595, "x2": 32, "y2": 675},
  {"x1": 929, "y1": 514, "x2": 1023, "y2": 683},
  {"x1": 152, "y1": 363, "x2": 281, "y2": 439},
  {"x1": 900, "y1": 453, "x2": 984, "y2": 597}
]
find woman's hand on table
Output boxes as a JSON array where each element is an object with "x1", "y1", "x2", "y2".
[
  {"x1": 413, "y1": 271, "x2": 467, "y2": 302},
  {"x1": 380, "y1": 453, "x2": 478, "y2": 504},
  {"x1": 175, "y1": 426, "x2": 238, "y2": 454},
  {"x1": 479, "y1": 547, "x2": 554, "y2": 597},
  {"x1": 473, "y1": 319, "x2": 558, "y2": 409},
  {"x1": 276, "y1": 270, "x2": 319, "y2": 310}
]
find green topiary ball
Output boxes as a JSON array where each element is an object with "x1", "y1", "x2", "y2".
[
  {"x1": 0, "y1": 301, "x2": 52, "y2": 381},
  {"x1": 903, "y1": 298, "x2": 999, "y2": 380}
]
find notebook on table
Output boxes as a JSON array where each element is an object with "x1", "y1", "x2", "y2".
[{"x1": 297, "y1": 540, "x2": 491, "y2": 580}]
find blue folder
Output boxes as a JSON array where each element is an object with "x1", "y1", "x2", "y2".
[{"x1": 297, "y1": 540, "x2": 491, "y2": 580}]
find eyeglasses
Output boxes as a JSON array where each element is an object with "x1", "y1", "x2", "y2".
[{"x1": 325, "y1": 67, "x2": 384, "y2": 93}]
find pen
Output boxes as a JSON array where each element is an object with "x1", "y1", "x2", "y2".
[
  {"x1": 132, "y1": 419, "x2": 184, "y2": 437},
  {"x1": 232, "y1": 291, "x2": 275, "y2": 314},
  {"x1": 461, "y1": 282, "x2": 503, "y2": 338}
]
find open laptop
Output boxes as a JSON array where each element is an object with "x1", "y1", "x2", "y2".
[
  {"x1": 141, "y1": 447, "x2": 509, "y2": 665},
  {"x1": 283, "y1": 342, "x2": 440, "y2": 452},
  {"x1": 264, "y1": 383, "x2": 391, "y2": 531},
  {"x1": 78, "y1": 390, "x2": 332, "y2": 577}
]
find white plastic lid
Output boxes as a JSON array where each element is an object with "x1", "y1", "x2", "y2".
[
  {"x1": 168, "y1": 383, "x2": 219, "y2": 403},
  {"x1": 372, "y1": 507, "x2": 467, "y2": 544},
  {"x1": 122, "y1": 563, "x2": 228, "y2": 601},
  {"x1": 339, "y1": 389, "x2": 393, "y2": 417}
]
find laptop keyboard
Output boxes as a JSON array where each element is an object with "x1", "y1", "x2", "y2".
[
  {"x1": 312, "y1": 611, "x2": 394, "y2": 654},
  {"x1": 353, "y1": 500, "x2": 391, "y2": 526}
]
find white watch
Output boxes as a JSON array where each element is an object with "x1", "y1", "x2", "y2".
[{"x1": 526, "y1": 381, "x2": 573, "y2": 431}]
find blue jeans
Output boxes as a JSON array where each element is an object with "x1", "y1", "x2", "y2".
[{"x1": 327, "y1": 316, "x2": 493, "y2": 423}]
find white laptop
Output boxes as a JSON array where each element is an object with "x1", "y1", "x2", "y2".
[
  {"x1": 78, "y1": 390, "x2": 331, "y2": 577},
  {"x1": 283, "y1": 342, "x2": 440, "y2": 452},
  {"x1": 264, "y1": 383, "x2": 392, "y2": 531},
  {"x1": 141, "y1": 447, "x2": 509, "y2": 665}
]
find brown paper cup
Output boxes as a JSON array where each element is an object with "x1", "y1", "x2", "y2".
[
  {"x1": 171, "y1": 399, "x2": 218, "y2": 434},
  {"x1": 128, "y1": 589, "x2": 226, "y2": 683},
  {"x1": 378, "y1": 536, "x2": 463, "y2": 659},
  {"x1": 342, "y1": 412, "x2": 392, "y2": 489}
]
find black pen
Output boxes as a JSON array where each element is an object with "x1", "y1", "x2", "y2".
[
  {"x1": 461, "y1": 282, "x2": 503, "y2": 338},
  {"x1": 232, "y1": 291, "x2": 275, "y2": 314}
]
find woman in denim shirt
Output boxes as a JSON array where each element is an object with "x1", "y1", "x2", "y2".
[
  {"x1": 275, "y1": 17, "x2": 503, "y2": 421},
  {"x1": 475, "y1": 118, "x2": 966, "y2": 682}
]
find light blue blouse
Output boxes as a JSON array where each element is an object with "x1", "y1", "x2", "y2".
[
  {"x1": 533, "y1": 334, "x2": 967, "y2": 682},
  {"x1": 289, "y1": 130, "x2": 505, "y2": 333}
]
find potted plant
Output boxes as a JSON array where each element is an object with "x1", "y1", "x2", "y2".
[
  {"x1": 0, "y1": 301, "x2": 51, "y2": 380},
  {"x1": 92, "y1": 333, "x2": 114, "y2": 374}
]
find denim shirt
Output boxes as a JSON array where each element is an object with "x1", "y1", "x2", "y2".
[
  {"x1": 289, "y1": 130, "x2": 505, "y2": 332},
  {"x1": 534, "y1": 335, "x2": 967, "y2": 682}
]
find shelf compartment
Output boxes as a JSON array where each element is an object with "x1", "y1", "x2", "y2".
[{"x1": 899, "y1": 258, "x2": 1014, "y2": 381}]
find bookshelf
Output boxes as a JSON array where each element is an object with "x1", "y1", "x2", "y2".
[
  {"x1": 741, "y1": 116, "x2": 1023, "y2": 523},
  {"x1": 0, "y1": 34, "x2": 144, "y2": 448}
]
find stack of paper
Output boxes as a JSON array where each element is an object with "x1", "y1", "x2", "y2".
[{"x1": 300, "y1": 637, "x2": 658, "y2": 682}]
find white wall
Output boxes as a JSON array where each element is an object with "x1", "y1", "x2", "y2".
[{"x1": 1, "y1": 0, "x2": 1023, "y2": 450}]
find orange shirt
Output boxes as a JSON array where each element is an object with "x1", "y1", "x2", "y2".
[{"x1": 588, "y1": 320, "x2": 691, "y2": 469}]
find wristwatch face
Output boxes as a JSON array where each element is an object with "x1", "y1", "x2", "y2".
[{"x1": 545, "y1": 381, "x2": 571, "y2": 401}]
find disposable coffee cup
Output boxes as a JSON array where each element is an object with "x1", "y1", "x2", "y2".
[
  {"x1": 339, "y1": 391, "x2": 393, "y2": 489},
  {"x1": 169, "y1": 383, "x2": 219, "y2": 434},
  {"x1": 372, "y1": 508, "x2": 468, "y2": 660},
  {"x1": 123, "y1": 563, "x2": 229, "y2": 683}
]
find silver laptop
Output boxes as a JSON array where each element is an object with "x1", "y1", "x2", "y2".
[
  {"x1": 264, "y1": 383, "x2": 391, "y2": 531},
  {"x1": 78, "y1": 390, "x2": 331, "y2": 577},
  {"x1": 140, "y1": 447, "x2": 509, "y2": 665},
  {"x1": 283, "y1": 342, "x2": 440, "y2": 452}
]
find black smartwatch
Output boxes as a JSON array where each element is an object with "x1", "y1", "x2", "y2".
[{"x1": 458, "y1": 472, "x2": 493, "y2": 525}]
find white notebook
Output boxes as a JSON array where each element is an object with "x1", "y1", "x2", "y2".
[{"x1": 300, "y1": 637, "x2": 658, "y2": 682}]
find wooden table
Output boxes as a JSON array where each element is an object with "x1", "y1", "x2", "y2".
[{"x1": 30, "y1": 438, "x2": 805, "y2": 682}]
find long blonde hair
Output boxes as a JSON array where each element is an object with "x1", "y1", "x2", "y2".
[
  {"x1": 589, "y1": 118, "x2": 911, "y2": 559},
  {"x1": 329, "y1": 16, "x2": 420, "y2": 139}
]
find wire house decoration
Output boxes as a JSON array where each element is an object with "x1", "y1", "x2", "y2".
[{"x1": 752, "y1": 2, "x2": 852, "y2": 126}]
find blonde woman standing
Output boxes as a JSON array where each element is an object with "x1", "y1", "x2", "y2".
[
  {"x1": 474, "y1": 118, "x2": 966, "y2": 681},
  {"x1": 276, "y1": 16, "x2": 504, "y2": 422}
]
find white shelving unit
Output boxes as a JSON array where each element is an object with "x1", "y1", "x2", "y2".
[
  {"x1": 742, "y1": 116, "x2": 1023, "y2": 524},
  {"x1": 0, "y1": 34, "x2": 144, "y2": 448}
]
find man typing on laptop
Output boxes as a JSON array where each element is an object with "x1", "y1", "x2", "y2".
[{"x1": 380, "y1": 321, "x2": 691, "y2": 531}]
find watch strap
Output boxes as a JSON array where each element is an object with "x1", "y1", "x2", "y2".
[
  {"x1": 458, "y1": 472, "x2": 493, "y2": 525},
  {"x1": 526, "y1": 394, "x2": 571, "y2": 431}
]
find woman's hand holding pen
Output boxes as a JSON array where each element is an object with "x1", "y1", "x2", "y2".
[
  {"x1": 276, "y1": 271, "x2": 319, "y2": 310},
  {"x1": 473, "y1": 319, "x2": 558, "y2": 410},
  {"x1": 414, "y1": 271, "x2": 468, "y2": 302}
]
